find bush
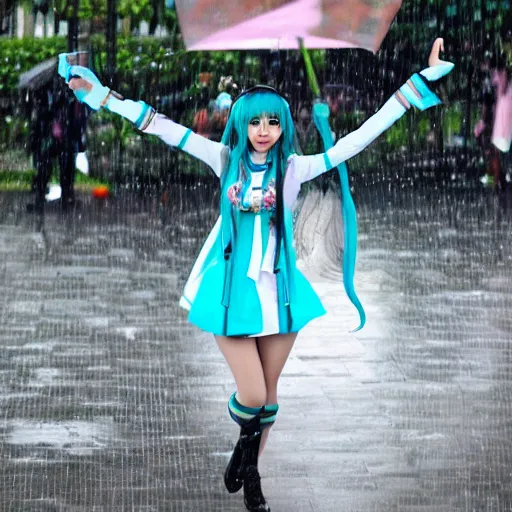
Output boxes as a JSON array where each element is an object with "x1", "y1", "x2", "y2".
[{"x1": 0, "y1": 37, "x2": 67, "y2": 95}]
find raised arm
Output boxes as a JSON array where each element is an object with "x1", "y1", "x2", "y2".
[
  {"x1": 58, "y1": 54, "x2": 226, "y2": 177},
  {"x1": 289, "y1": 38, "x2": 454, "y2": 185},
  {"x1": 140, "y1": 114, "x2": 227, "y2": 178}
]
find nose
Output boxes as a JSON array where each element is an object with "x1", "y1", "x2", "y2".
[{"x1": 257, "y1": 120, "x2": 269, "y2": 134}]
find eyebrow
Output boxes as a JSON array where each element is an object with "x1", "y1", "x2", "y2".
[{"x1": 251, "y1": 113, "x2": 280, "y2": 118}]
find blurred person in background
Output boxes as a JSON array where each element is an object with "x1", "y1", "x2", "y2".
[
  {"x1": 28, "y1": 77, "x2": 88, "y2": 213},
  {"x1": 474, "y1": 53, "x2": 511, "y2": 191}
]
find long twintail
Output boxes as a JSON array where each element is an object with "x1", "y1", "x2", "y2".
[
  {"x1": 337, "y1": 159, "x2": 366, "y2": 332},
  {"x1": 299, "y1": 39, "x2": 365, "y2": 331},
  {"x1": 312, "y1": 103, "x2": 366, "y2": 332}
]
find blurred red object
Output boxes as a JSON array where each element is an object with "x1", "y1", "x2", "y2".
[{"x1": 92, "y1": 185, "x2": 109, "y2": 199}]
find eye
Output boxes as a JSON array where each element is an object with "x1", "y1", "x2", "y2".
[
  {"x1": 249, "y1": 118, "x2": 260, "y2": 126},
  {"x1": 268, "y1": 117, "x2": 280, "y2": 126}
]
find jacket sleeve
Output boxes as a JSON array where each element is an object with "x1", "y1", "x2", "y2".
[
  {"x1": 142, "y1": 113, "x2": 228, "y2": 178},
  {"x1": 289, "y1": 96, "x2": 407, "y2": 184}
]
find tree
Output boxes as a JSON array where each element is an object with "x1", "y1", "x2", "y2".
[
  {"x1": 0, "y1": 0, "x2": 17, "y2": 35},
  {"x1": 118, "y1": 0, "x2": 153, "y2": 36}
]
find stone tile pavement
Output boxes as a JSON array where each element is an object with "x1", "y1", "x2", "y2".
[{"x1": 0, "y1": 186, "x2": 511, "y2": 512}]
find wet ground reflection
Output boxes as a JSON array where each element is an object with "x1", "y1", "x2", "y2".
[{"x1": 0, "y1": 183, "x2": 511, "y2": 511}]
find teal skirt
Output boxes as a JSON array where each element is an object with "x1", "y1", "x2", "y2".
[{"x1": 181, "y1": 213, "x2": 326, "y2": 337}]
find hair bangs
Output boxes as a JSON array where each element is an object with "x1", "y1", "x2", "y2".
[{"x1": 241, "y1": 91, "x2": 289, "y2": 125}]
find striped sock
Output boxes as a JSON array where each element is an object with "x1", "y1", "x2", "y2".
[
  {"x1": 228, "y1": 393, "x2": 279, "y2": 429},
  {"x1": 260, "y1": 403, "x2": 279, "y2": 429},
  {"x1": 228, "y1": 393, "x2": 261, "y2": 426}
]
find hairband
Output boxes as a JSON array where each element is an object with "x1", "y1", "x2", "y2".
[{"x1": 229, "y1": 84, "x2": 287, "y2": 114}]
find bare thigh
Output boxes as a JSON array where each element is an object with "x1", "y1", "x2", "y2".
[{"x1": 257, "y1": 332, "x2": 298, "y2": 403}]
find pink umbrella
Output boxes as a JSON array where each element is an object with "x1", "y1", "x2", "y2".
[{"x1": 175, "y1": 0, "x2": 403, "y2": 53}]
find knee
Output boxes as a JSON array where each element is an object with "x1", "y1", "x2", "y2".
[
  {"x1": 228, "y1": 392, "x2": 279, "y2": 429},
  {"x1": 237, "y1": 387, "x2": 267, "y2": 408}
]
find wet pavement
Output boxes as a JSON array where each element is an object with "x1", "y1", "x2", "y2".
[{"x1": 0, "y1": 184, "x2": 511, "y2": 512}]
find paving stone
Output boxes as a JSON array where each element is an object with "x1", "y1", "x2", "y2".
[{"x1": 0, "y1": 187, "x2": 511, "y2": 511}]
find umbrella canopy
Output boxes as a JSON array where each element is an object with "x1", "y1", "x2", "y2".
[
  {"x1": 175, "y1": 0, "x2": 402, "y2": 52},
  {"x1": 18, "y1": 58, "x2": 58, "y2": 90}
]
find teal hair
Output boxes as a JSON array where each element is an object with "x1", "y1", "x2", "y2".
[{"x1": 219, "y1": 90, "x2": 295, "y2": 260}]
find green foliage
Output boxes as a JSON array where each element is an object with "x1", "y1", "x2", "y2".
[
  {"x1": 118, "y1": 0, "x2": 153, "y2": 25},
  {"x1": 0, "y1": 36, "x2": 66, "y2": 94},
  {"x1": 0, "y1": 170, "x2": 35, "y2": 190},
  {"x1": 87, "y1": 107, "x2": 136, "y2": 153},
  {"x1": 0, "y1": 169, "x2": 34, "y2": 184},
  {"x1": 385, "y1": 116, "x2": 408, "y2": 148},
  {"x1": 76, "y1": 0, "x2": 107, "y2": 19},
  {"x1": 443, "y1": 102, "x2": 463, "y2": 138},
  {"x1": 70, "y1": 172, "x2": 110, "y2": 188},
  {"x1": 54, "y1": 0, "x2": 153, "y2": 21},
  {"x1": 0, "y1": 169, "x2": 109, "y2": 191},
  {"x1": 384, "y1": 114, "x2": 428, "y2": 150}
]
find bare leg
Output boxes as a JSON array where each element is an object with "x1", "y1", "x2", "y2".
[
  {"x1": 256, "y1": 332, "x2": 298, "y2": 455},
  {"x1": 216, "y1": 333, "x2": 297, "y2": 454},
  {"x1": 215, "y1": 335, "x2": 267, "y2": 407}
]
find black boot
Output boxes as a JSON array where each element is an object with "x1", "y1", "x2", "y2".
[
  {"x1": 244, "y1": 465, "x2": 270, "y2": 512},
  {"x1": 224, "y1": 414, "x2": 260, "y2": 493},
  {"x1": 240, "y1": 422, "x2": 270, "y2": 512},
  {"x1": 224, "y1": 434, "x2": 244, "y2": 493}
]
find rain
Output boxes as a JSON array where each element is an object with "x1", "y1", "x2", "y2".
[{"x1": 0, "y1": 0, "x2": 511, "y2": 511}]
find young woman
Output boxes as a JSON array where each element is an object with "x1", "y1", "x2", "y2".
[{"x1": 60, "y1": 38, "x2": 453, "y2": 512}]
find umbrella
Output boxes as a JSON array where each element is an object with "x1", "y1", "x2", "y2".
[
  {"x1": 18, "y1": 58, "x2": 58, "y2": 90},
  {"x1": 175, "y1": 0, "x2": 404, "y2": 330},
  {"x1": 175, "y1": 0, "x2": 402, "y2": 52}
]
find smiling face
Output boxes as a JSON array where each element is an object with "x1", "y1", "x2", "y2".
[{"x1": 247, "y1": 115, "x2": 282, "y2": 160}]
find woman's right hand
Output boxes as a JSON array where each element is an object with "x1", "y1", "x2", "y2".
[{"x1": 58, "y1": 53, "x2": 154, "y2": 128}]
